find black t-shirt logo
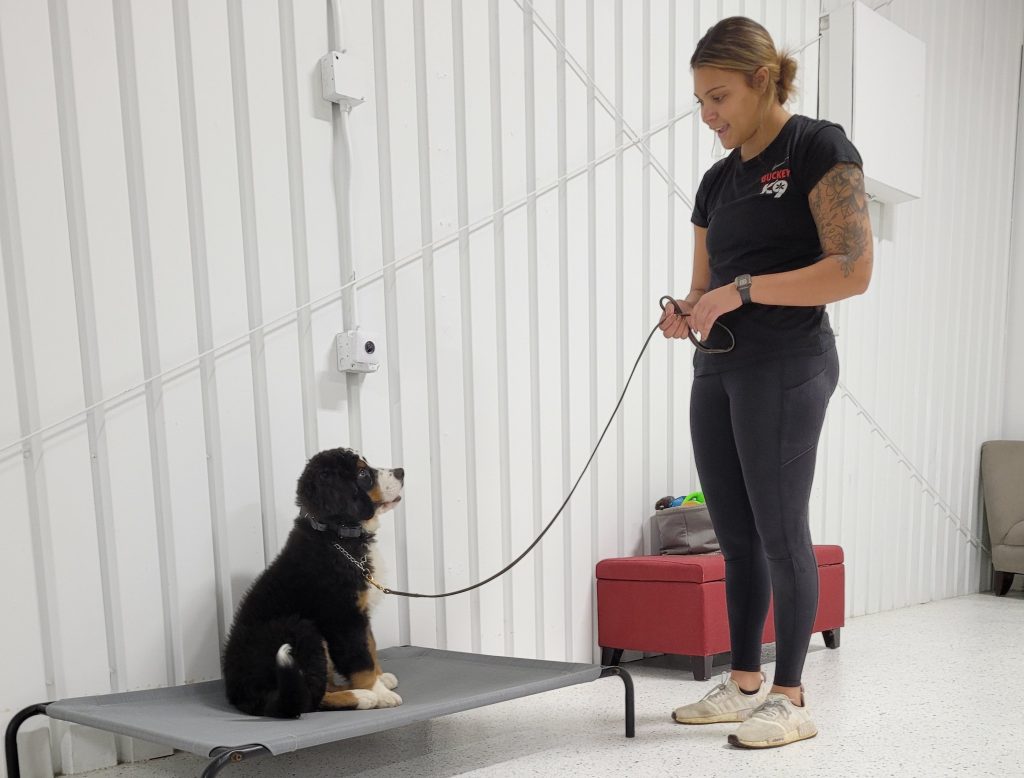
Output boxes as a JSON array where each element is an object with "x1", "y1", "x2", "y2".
[{"x1": 760, "y1": 167, "x2": 791, "y2": 199}]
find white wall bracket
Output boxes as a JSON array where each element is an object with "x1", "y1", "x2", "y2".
[{"x1": 320, "y1": 50, "x2": 365, "y2": 109}]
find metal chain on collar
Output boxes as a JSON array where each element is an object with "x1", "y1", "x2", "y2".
[{"x1": 332, "y1": 543, "x2": 390, "y2": 593}]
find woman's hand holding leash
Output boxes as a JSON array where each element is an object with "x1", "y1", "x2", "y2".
[
  {"x1": 659, "y1": 297, "x2": 695, "y2": 339},
  {"x1": 658, "y1": 294, "x2": 736, "y2": 355},
  {"x1": 688, "y1": 284, "x2": 742, "y2": 340}
]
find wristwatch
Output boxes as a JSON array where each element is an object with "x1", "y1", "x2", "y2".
[{"x1": 735, "y1": 274, "x2": 752, "y2": 305}]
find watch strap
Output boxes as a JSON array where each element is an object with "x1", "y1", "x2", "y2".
[{"x1": 735, "y1": 274, "x2": 752, "y2": 305}]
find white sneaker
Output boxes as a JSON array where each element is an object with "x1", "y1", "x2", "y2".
[
  {"x1": 728, "y1": 690, "x2": 818, "y2": 748},
  {"x1": 671, "y1": 671, "x2": 769, "y2": 724}
]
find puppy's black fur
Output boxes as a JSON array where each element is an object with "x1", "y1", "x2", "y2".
[{"x1": 222, "y1": 447, "x2": 402, "y2": 718}]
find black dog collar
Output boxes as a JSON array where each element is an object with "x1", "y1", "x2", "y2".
[{"x1": 302, "y1": 511, "x2": 368, "y2": 539}]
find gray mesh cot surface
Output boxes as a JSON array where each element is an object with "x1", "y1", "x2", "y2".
[{"x1": 6, "y1": 645, "x2": 634, "y2": 777}]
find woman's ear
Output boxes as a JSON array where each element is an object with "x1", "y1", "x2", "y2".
[{"x1": 753, "y1": 66, "x2": 770, "y2": 95}]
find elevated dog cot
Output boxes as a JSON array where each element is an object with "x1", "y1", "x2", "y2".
[{"x1": 6, "y1": 645, "x2": 634, "y2": 777}]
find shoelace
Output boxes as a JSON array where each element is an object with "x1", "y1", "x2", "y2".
[
  {"x1": 753, "y1": 697, "x2": 792, "y2": 719},
  {"x1": 703, "y1": 671, "x2": 765, "y2": 703},
  {"x1": 703, "y1": 671, "x2": 739, "y2": 701}
]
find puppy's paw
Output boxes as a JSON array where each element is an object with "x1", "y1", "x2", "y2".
[
  {"x1": 372, "y1": 678, "x2": 402, "y2": 707},
  {"x1": 375, "y1": 689, "x2": 403, "y2": 708},
  {"x1": 379, "y1": 672, "x2": 398, "y2": 690},
  {"x1": 350, "y1": 689, "x2": 378, "y2": 710}
]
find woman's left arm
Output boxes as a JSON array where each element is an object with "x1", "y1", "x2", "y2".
[{"x1": 750, "y1": 162, "x2": 873, "y2": 305}]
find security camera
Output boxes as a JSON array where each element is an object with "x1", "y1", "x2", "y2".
[{"x1": 336, "y1": 329, "x2": 381, "y2": 373}]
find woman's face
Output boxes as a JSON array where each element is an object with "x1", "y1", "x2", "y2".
[{"x1": 693, "y1": 66, "x2": 769, "y2": 149}]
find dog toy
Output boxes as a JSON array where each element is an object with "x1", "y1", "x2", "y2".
[{"x1": 656, "y1": 490, "x2": 705, "y2": 509}]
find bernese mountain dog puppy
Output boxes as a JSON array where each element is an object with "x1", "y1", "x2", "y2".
[{"x1": 222, "y1": 447, "x2": 404, "y2": 717}]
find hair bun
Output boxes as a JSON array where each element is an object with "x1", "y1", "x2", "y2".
[{"x1": 776, "y1": 50, "x2": 798, "y2": 105}]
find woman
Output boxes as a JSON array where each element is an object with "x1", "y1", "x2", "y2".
[{"x1": 659, "y1": 16, "x2": 872, "y2": 749}]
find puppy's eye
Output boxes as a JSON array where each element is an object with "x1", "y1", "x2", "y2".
[{"x1": 357, "y1": 468, "x2": 372, "y2": 486}]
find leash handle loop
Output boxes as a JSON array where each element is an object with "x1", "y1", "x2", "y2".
[{"x1": 658, "y1": 295, "x2": 735, "y2": 354}]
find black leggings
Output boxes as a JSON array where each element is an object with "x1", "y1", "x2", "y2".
[{"x1": 690, "y1": 347, "x2": 839, "y2": 688}]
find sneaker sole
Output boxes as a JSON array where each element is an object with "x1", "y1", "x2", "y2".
[
  {"x1": 672, "y1": 710, "x2": 754, "y2": 725},
  {"x1": 727, "y1": 727, "x2": 818, "y2": 749}
]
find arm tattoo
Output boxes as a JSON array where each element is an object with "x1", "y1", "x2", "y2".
[{"x1": 808, "y1": 164, "x2": 872, "y2": 279}]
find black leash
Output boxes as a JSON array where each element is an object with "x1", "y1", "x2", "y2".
[{"x1": 346, "y1": 296, "x2": 735, "y2": 598}]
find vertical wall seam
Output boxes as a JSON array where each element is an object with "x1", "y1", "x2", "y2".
[
  {"x1": 666, "y1": 0, "x2": 676, "y2": 520},
  {"x1": 450, "y1": 0, "x2": 482, "y2": 653},
  {"x1": 555, "y1": 0, "x2": 572, "y2": 660},
  {"x1": 226, "y1": 0, "x2": 277, "y2": 564},
  {"x1": 956, "y1": 2, "x2": 985, "y2": 596},
  {"x1": 947, "y1": 1, "x2": 977, "y2": 597},
  {"x1": 937, "y1": 4, "x2": 964, "y2": 602},
  {"x1": 688, "y1": 0, "x2": 701, "y2": 495},
  {"x1": 412, "y1": 0, "x2": 448, "y2": 648},
  {"x1": 614, "y1": 0, "x2": 625, "y2": 559},
  {"x1": 641, "y1": 0, "x2": 651, "y2": 557},
  {"x1": 112, "y1": 0, "x2": 183, "y2": 685},
  {"x1": 522, "y1": 0, "x2": 545, "y2": 659},
  {"x1": 278, "y1": 0, "x2": 318, "y2": 458},
  {"x1": 488, "y1": 0, "x2": 515, "y2": 656},
  {"x1": 586, "y1": 0, "x2": 599, "y2": 661},
  {"x1": 171, "y1": 0, "x2": 232, "y2": 647},
  {"x1": 997, "y1": 33, "x2": 1024, "y2": 440},
  {"x1": 368, "y1": 1, "x2": 411, "y2": 643}
]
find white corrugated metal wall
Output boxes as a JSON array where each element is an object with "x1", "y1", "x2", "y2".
[{"x1": 0, "y1": 0, "x2": 1020, "y2": 774}]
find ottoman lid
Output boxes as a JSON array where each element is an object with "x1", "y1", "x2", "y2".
[
  {"x1": 596, "y1": 554, "x2": 726, "y2": 583},
  {"x1": 596, "y1": 545, "x2": 844, "y2": 584}
]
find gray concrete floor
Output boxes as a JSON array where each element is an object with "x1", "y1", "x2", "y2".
[{"x1": 82, "y1": 591, "x2": 1024, "y2": 777}]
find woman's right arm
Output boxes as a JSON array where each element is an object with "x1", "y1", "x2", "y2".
[{"x1": 660, "y1": 225, "x2": 710, "y2": 339}]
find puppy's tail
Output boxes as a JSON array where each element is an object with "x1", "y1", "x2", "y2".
[{"x1": 263, "y1": 644, "x2": 309, "y2": 718}]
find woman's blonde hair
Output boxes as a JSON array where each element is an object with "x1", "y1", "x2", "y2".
[{"x1": 690, "y1": 17, "x2": 798, "y2": 106}]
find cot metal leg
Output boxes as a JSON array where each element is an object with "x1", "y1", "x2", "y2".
[
  {"x1": 202, "y1": 744, "x2": 271, "y2": 777},
  {"x1": 599, "y1": 666, "x2": 635, "y2": 738},
  {"x1": 600, "y1": 647, "x2": 624, "y2": 666},
  {"x1": 5, "y1": 703, "x2": 51, "y2": 778}
]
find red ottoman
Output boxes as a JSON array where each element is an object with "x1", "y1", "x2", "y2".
[{"x1": 596, "y1": 545, "x2": 844, "y2": 680}]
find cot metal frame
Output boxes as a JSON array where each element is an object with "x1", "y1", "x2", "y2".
[{"x1": 6, "y1": 664, "x2": 633, "y2": 777}]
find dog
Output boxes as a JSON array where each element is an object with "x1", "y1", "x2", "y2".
[{"x1": 222, "y1": 447, "x2": 404, "y2": 717}]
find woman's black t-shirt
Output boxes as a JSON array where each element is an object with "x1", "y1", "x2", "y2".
[{"x1": 690, "y1": 114, "x2": 863, "y2": 376}]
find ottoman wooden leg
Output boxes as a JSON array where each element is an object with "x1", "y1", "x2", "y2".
[
  {"x1": 822, "y1": 628, "x2": 841, "y2": 649},
  {"x1": 601, "y1": 647, "x2": 624, "y2": 666},
  {"x1": 994, "y1": 571, "x2": 1014, "y2": 596},
  {"x1": 690, "y1": 655, "x2": 713, "y2": 681}
]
